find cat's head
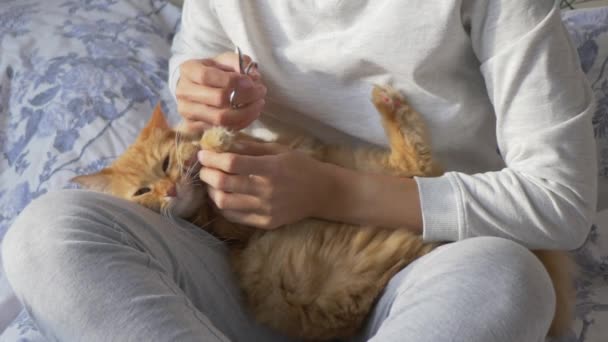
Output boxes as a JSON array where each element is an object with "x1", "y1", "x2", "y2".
[{"x1": 71, "y1": 104, "x2": 207, "y2": 221}]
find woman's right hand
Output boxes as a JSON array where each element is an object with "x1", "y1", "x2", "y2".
[{"x1": 175, "y1": 52, "x2": 267, "y2": 134}]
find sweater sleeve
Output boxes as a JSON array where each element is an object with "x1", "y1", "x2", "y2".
[
  {"x1": 416, "y1": 0, "x2": 597, "y2": 250},
  {"x1": 168, "y1": 0, "x2": 232, "y2": 99}
]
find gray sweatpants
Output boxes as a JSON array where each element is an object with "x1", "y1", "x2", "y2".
[{"x1": 2, "y1": 190, "x2": 555, "y2": 342}]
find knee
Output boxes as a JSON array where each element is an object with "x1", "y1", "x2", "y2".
[
  {"x1": 463, "y1": 236, "x2": 554, "y2": 293},
  {"x1": 4, "y1": 189, "x2": 105, "y2": 244},
  {"x1": 2, "y1": 190, "x2": 122, "y2": 288},
  {"x1": 438, "y1": 237, "x2": 556, "y2": 334},
  {"x1": 375, "y1": 238, "x2": 557, "y2": 341}
]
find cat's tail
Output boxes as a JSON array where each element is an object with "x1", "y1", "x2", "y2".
[{"x1": 533, "y1": 250, "x2": 575, "y2": 337}]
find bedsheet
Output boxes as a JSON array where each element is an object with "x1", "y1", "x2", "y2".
[{"x1": 0, "y1": 1, "x2": 607, "y2": 341}]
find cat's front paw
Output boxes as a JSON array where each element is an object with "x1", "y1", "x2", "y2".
[
  {"x1": 200, "y1": 127, "x2": 235, "y2": 152},
  {"x1": 371, "y1": 85, "x2": 410, "y2": 121}
]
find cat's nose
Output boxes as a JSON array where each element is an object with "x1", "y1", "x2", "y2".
[{"x1": 166, "y1": 184, "x2": 177, "y2": 197}]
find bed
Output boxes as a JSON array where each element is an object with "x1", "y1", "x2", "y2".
[{"x1": 0, "y1": 1, "x2": 607, "y2": 341}]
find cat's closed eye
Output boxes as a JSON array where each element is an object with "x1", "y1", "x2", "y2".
[
  {"x1": 133, "y1": 187, "x2": 151, "y2": 196},
  {"x1": 162, "y1": 155, "x2": 170, "y2": 173}
]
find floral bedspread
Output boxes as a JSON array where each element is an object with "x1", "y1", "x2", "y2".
[
  {"x1": 561, "y1": 8, "x2": 608, "y2": 342},
  {"x1": 0, "y1": 1, "x2": 607, "y2": 341},
  {"x1": 0, "y1": 0, "x2": 181, "y2": 338}
]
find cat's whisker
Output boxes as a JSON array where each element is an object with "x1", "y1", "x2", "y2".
[
  {"x1": 160, "y1": 204, "x2": 169, "y2": 218},
  {"x1": 174, "y1": 123, "x2": 187, "y2": 177},
  {"x1": 179, "y1": 158, "x2": 201, "y2": 182},
  {"x1": 197, "y1": 217, "x2": 217, "y2": 231},
  {"x1": 160, "y1": 201, "x2": 177, "y2": 222},
  {"x1": 187, "y1": 163, "x2": 197, "y2": 176},
  {"x1": 184, "y1": 162, "x2": 200, "y2": 180},
  {"x1": 158, "y1": 204, "x2": 182, "y2": 230},
  {"x1": 187, "y1": 217, "x2": 234, "y2": 247},
  {"x1": 166, "y1": 201, "x2": 178, "y2": 223}
]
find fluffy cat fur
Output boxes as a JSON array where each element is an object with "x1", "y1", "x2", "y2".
[{"x1": 73, "y1": 85, "x2": 574, "y2": 340}]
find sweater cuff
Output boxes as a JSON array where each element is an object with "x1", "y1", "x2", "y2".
[{"x1": 415, "y1": 174, "x2": 462, "y2": 242}]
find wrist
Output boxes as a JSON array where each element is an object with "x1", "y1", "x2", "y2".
[
  {"x1": 313, "y1": 163, "x2": 423, "y2": 234},
  {"x1": 311, "y1": 161, "x2": 344, "y2": 219}
]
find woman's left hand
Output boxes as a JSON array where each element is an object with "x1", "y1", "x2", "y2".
[{"x1": 198, "y1": 140, "x2": 332, "y2": 229}]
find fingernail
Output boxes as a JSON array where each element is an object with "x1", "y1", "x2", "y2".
[
  {"x1": 197, "y1": 150, "x2": 205, "y2": 163},
  {"x1": 238, "y1": 78, "x2": 253, "y2": 89}
]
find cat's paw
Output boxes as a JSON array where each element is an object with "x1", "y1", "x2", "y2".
[
  {"x1": 200, "y1": 127, "x2": 235, "y2": 152},
  {"x1": 371, "y1": 85, "x2": 410, "y2": 122}
]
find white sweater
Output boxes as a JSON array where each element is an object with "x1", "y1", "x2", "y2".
[{"x1": 169, "y1": 0, "x2": 597, "y2": 250}]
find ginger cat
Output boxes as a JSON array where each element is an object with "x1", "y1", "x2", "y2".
[{"x1": 72, "y1": 85, "x2": 574, "y2": 340}]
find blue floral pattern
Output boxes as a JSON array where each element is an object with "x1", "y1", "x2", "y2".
[
  {"x1": 0, "y1": 2, "x2": 607, "y2": 341},
  {"x1": 0, "y1": 0, "x2": 180, "y2": 239},
  {"x1": 562, "y1": 8, "x2": 608, "y2": 341},
  {"x1": 564, "y1": 8, "x2": 608, "y2": 177},
  {"x1": 0, "y1": 0, "x2": 180, "y2": 339}
]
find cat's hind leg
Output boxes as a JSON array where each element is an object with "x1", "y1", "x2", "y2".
[{"x1": 371, "y1": 85, "x2": 442, "y2": 177}]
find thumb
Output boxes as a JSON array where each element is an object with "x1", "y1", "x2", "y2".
[
  {"x1": 213, "y1": 51, "x2": 252, "y2": 73},
  {"x1": 213, "y1": 51, "x2": 261, "y2": 81},
  {"x1": 228, "y1": 139, "x2": 287, "y2": 156}
]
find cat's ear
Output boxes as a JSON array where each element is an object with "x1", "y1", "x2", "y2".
[
  {"x1": 70, "y1": 169, "x2": 113, "y2": 192},
  {"x1": 139, "y1": 103, "x2": 171, "y2": 140}
]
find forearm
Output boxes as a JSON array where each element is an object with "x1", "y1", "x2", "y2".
[
  {"x1": 315, "y1": 162, "x2": 423, "y2": 234},
  {"x1": 452, "y1": 0, "x2": 597, "y2": 250}
]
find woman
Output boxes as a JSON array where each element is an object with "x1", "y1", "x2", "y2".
[{"x1": 3, "y1": 0, "x2": 597, "y2": 341}]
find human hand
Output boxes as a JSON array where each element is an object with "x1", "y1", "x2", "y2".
[
  {"x1": 198, "y1": 140, "x2": 334, "y2": 229},
  {"x1": 175, "y1": 52, "x2": 267, "y2": 133}
]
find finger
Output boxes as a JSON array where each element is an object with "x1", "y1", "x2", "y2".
[
  {"x1": 178, "y1": 98, "x2": 264, "y2": 128},
  {"x1": 180, "y1": 59, "x2": 239, "y2": 88},
  {"x1": 207, "y1": 187, "x2": 267, "y2": 213},
  {"x1": 175, "y1": 117, "x2": 211, "y2": 134},
  {"x1": 213, "y1": 52, "x2": 253, "y2": 74},
  {"x1": 249, "y1": 68, "x2": 262, "y2": 82},
  {"x1": 220, "y1": 210, "x2": 275, "y2": 230},
  {"x1": 176, "y1": 78, "x2": 233, "y2": 107},
  {"x1": 231, "y1": 81, "x2": 267, "y2": 109},
  {"x1": 198, "y1": 150, "x2": 274, "y2": 175},
  {"x1": 177, "y1": 77, "x2": 266, "y2": 109},
  {"x1": 202, "y1": 58, "x2": 234, "y2": 73},
  {"x1": 213, "y1": 52, "x2": 262, "y2": 83},
  {"x1": 199, "y1": 167, "x2": 265, "y2": 195},
  {"x1": 227, "y1": 139, "x2": 288, "y2": 156},
  {"x1": 175, "y1": 118, "x2": 210, "y2": 135}
]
